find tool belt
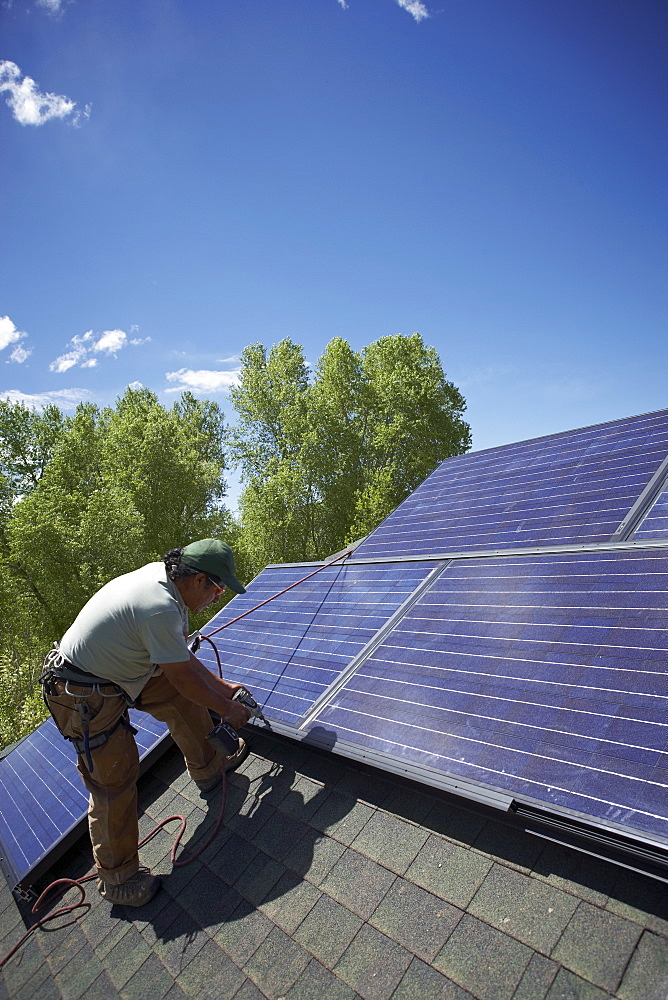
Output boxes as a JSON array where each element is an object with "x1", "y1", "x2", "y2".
[
  {"x1": 39, "y1": 646, "x2": 138, "y2": 773},
  {"x1": 40, "y1": 647, "x2": 130, "y2": 697}
]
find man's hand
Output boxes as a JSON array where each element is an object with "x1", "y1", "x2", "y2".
[
  {"x1": 223, "y1": 698, "x2": 252, "y2": 729},
  {"x1": 159, "y1": 657, "x2": 253, "y2": 728}
]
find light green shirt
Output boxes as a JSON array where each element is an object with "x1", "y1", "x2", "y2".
[{"x1": 60, "y1": 562, "x2": 190, "y2": 700}]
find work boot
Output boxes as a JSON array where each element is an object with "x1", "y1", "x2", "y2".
[
  {"x1": 98, "y1": 867, "x2": 161, "y2": 907},
  {"x1": 196, "y1": 738, "x2": 249, "y2": 792}
]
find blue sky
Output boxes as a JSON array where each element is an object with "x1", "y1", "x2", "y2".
[{"x1": 1, "y1": 0, "x2": 666, "y2": 505}]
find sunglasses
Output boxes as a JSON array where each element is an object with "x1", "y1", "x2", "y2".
[{"x1": 205, "y1": 575, "x2": 225, "y2": 596}]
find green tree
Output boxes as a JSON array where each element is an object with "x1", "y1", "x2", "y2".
[
  {"x1": 229, "y1": 332, "x2": 471, "y2": 572},
  {"x1": 229, "y1": 340, "x2": 318, "y2": 568},
  {"x1": 0, "y1": 467, "x2": 52, "y2": 747},
  {"x1": 0, "y1": 400, "x2": 67, "y2": 496},
  {"x1": 0, "y1": 388, "x2": 232, "y2": 746},
  {"x1": 100, "y1": 387, "x2": 227, "y2": 555},
  {"x1": 303, "y1": 337, "x2": 365, "y2": 553},
  {"x1": 229, "y1": 339, "x2": 310, "y2": 474},
  {"x1": 0, "y1": 470, "x2": 12, "y2": 543},
  {"x1": 349, "y1": 333, "x2": 470, "y2": 536},
  {"x1": 6, "y1": 387, "x2": 230, "y2": 634}
]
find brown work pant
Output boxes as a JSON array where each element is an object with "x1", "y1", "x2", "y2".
[{"x1": 46, "y1": 672, "x2": 220, "y2": 884}]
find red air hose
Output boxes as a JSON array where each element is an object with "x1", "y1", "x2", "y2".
[
  {"x1": 0, "y1": 763, "x2": 229, "y2": 969},
  {"x1": 1, "y1": 546, "x2": 356, "y2": 967}
]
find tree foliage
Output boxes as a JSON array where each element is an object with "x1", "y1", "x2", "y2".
[
  {"x1": 0, "y1": 388, "x2": 230, "y2": 745},
  {"x1": 0, "y1": 400, "x2": 66, "y2": 495},
  {"x1": 230, "y1": 332, "x2": 471, "y2": 571}
]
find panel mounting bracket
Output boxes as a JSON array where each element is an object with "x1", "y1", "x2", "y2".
[{"x1": 611, "y1": 454, "x2": 668, "y2": 541}]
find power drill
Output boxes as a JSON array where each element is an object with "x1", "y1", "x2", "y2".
[{"x1": 206, "y1": 688, "x2": 269, "y2": 757}]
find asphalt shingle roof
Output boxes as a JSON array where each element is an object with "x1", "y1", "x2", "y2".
[{"x1": 1, "y1": 731, "x2": 667, "y2": 1000}]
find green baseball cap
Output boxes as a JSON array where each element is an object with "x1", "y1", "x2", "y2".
[{"x1": 180, "y1": 538, "x2": 246, "y2": 594}]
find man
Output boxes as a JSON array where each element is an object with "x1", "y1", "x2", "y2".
[{"x1": 40, "y1": 538, "x2": 252, "y2": 908}]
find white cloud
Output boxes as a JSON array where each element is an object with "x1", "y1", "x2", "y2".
[
  {"x1": 49, "y1": 350, "x2": 82, "y2": 373},
  {"x1": 72, "y1": 330, "x2": 94, "y2": 345},
  {"x1": 0, "y1": 316, "x2": 30, "y2": 362},
  {"x1": 93, "y1": 329, "x2": 126, "y2": 354},
  {"x1": 0, "y1": 388, "x2": 94, "y2": 411},
  {"x1": 10, "y1": 345, "x2": 32, "y2": 364},
  {"x1": 0, "y1": 316, "x2": 24, "y2": 350},
  {"x1": 164, "y1": 368, "x2": 241, "y2": 394},
  {"x1": 36, "y1": 0, "x2": 67, "y2": 13},
  {"x1": 0, "y1": 60, "x2": 90, "y2": 127},
  {"x1": 396, "y1": 0, "x2": 429, "y2": 20},
  {"x1": 128, "y1": 381, "x2": 144, "y2": 391},
  {"x1": 336, "y1": 0, "x2": 428, "y2": 19},
  {"x1": 49, "y1": 327, "x2": 147, "y2": 372}
]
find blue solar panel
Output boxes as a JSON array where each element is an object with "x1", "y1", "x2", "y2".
[
  {"x1": 0, "y1": 711, "x2": 168, "y2": 891},
  {"x1": 634, "y1": 482, "x2": 668, "y2": 539},
  {"x1": 0, "y1": 562, "x2": 435, "y2": 892},
  {"x1": 353, "y1": 409, "x2": 668, "y2": 559},
  {"x1": 3, "y1": 410, "x2": 668, "y2": 893},
  {"x1": 198, "y1": 561, "x2": 436, "y2": 724},
  {"x1": 308, "y1": 549, "x2": 668, "y2": 844}
]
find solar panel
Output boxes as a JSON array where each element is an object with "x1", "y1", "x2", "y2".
[
  {"x1": 0, "y1": 561, "x2": 436, "y2": 893},
  {"x1": 353, "y1": 409, "x2": 668, "y2": 559},
  {"x1": 2, "y1": 409, "x2": 667, "y2": 893},
  {"x1": 197, "y1": 561, "x2": 437, "y2": 725},
  {"x1": 306, "y1": 548, "x2": 668, "y2": 844},
  {"x1": 0, "y1": 711, "x2": 168, "y2": 892}
]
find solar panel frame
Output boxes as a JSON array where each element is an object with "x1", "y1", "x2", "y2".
[
  {"x1": 612, "y1": 453, "x2": 668, "y2": 541},
  {"x1": 342, "y1": 536, "x2": 668, "y2": 567},
  {"x1": 633, "y1": 481, "x2": 668, "y2": 541}
]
